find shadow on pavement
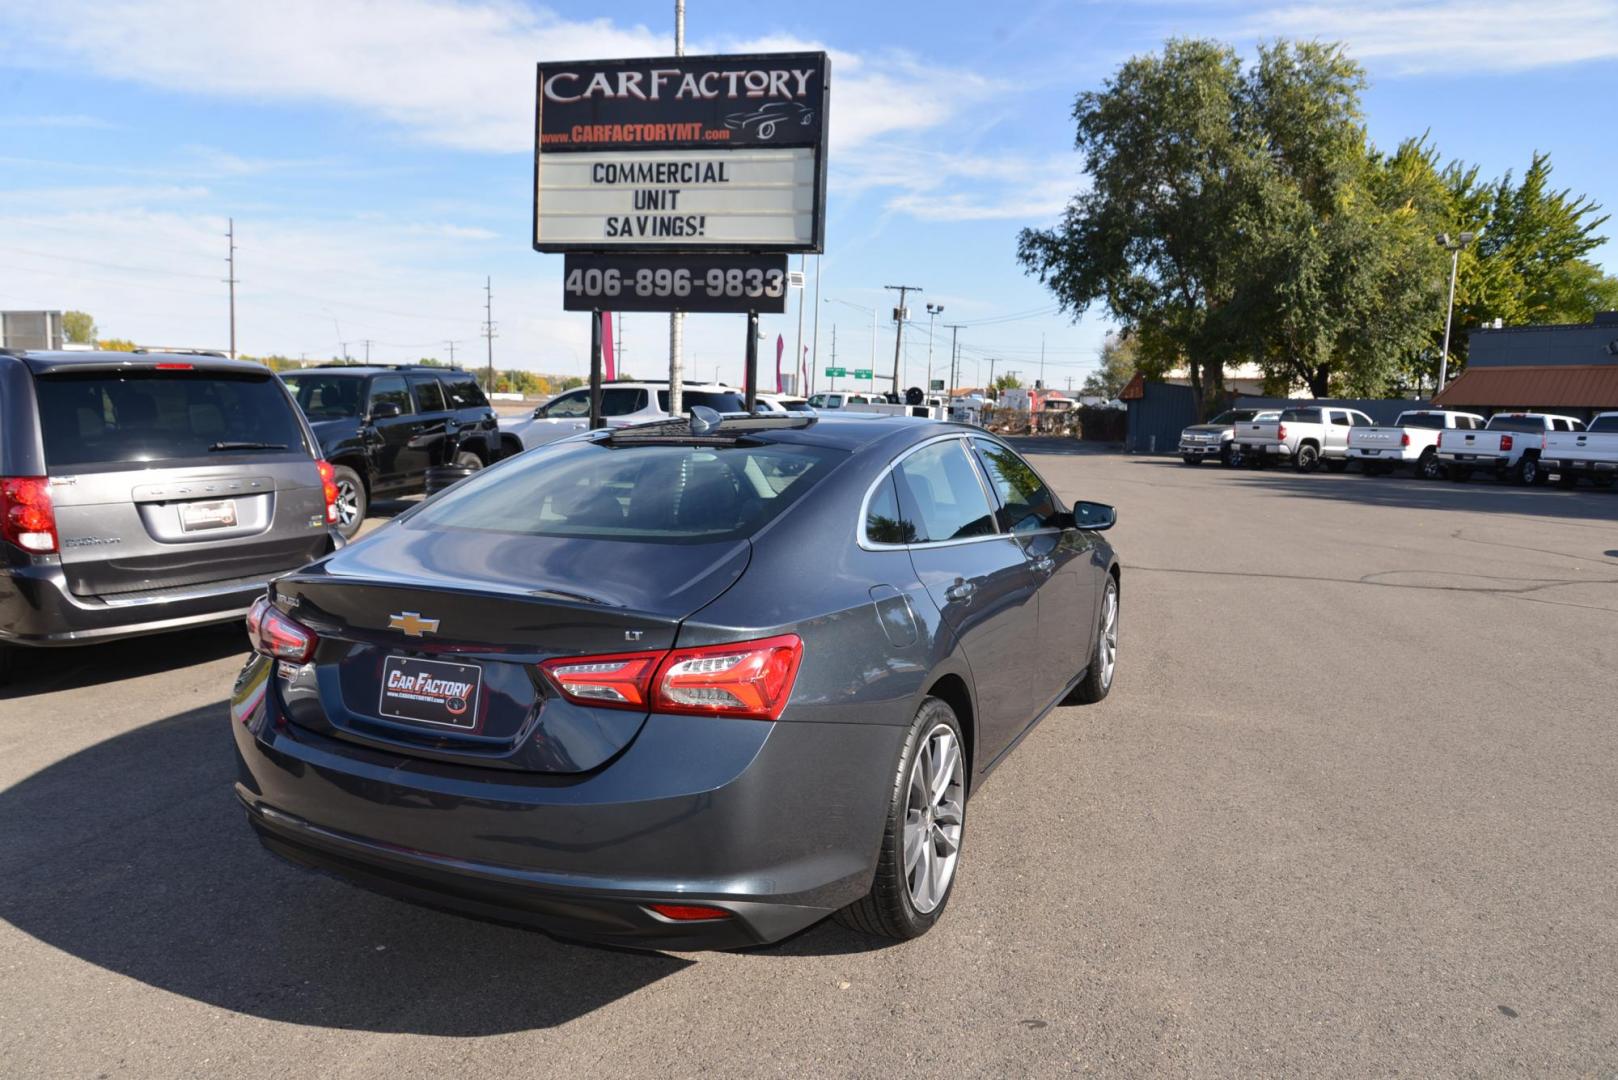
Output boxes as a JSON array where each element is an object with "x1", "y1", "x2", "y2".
[
  {"x1": 0, "y1": 624, "x2": 251, "y2": 701},
  {"x1": 0, "y1": 702, "x2": 691, "y2": 1034}
]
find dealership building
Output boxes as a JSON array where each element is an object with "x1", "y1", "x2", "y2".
[{"x1": 1433, "y1": 312, "x2": 1618, "y2": 420}]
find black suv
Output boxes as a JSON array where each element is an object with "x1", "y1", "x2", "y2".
[{"x1": 279, "y1": 366, "x2": 500, "y2": 537}]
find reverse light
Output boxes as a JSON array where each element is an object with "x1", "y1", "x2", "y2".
[
  {"x1": 316, "y1": 460, "x2": 340, "y2": 524},
  {"x1": 0, "y1": 476, "x2": 59, "y2": 554},
  {"x1": 1500, "y1": 434, "x2": 1514, "y2": 452},
  {"x1": 654, "y1": 635, "x2": 803, "y2": 721},
  {"x1": 646, "y1": 903, "x2": 731, "y2": 922},
  {"x1": 540, "y1": 653, "x2": 662, "y2": 710},
  {"x1": 246, "y1": 595, "x2": 319, "y2": 663}
]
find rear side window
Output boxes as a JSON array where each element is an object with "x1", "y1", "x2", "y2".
[
  {"x1": 657, "y1": 389, "x2": 748, "y2": 413},
  {"x1": 892, "y1": 440, "x2": 997, "y2": 544},
  {"x1": 34, "y1": 370, "x2": 307, "y2": 469},
  {"x1": 865, "y1": 473, "x2": 917, "y2": 544},
  {"x1": 369, "y1": 375, "x2": 413, "y2": 415},
  {"x1": 972, "y1": 438, "x2": 1061, "y2": 533},
  {"x1": 1589, "y1": 415, "x2": 1618, "y2": 434},
  {"x1": 1280, "y1": 408, "x2": 1320, "y2": 423},
  {"x1": 1486, "y1": 415, "x2": 1543, "y2": 433},
  {"x1": 415, "y1": 441, "x2": 843, "y2": 544},
  {"x1": 442, "y1": 375, "x2": 488, "y2": 409},
  {"x1": 281, "y1": 374, "x2": 362, "y2": 419},
  {"x1": 1401, "y1": 413, "x2": 1445, "y2": 430},
  {"x1": 409, "y1": 375, "x2": 446, "y2": 412},
  {"x1": 602, "y1": 388, "x2": 648, "y2": 416}
]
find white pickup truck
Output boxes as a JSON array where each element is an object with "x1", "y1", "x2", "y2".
[
  {"x1": 1540, "y1": 411, "x2": 1618, "y2": 488},
  {"x1": 1347, "y1": 409, "x2": 1486, "y2": 480},
  {"x1": 1435, "y1": 412, "x2": 1585, "y2": 484},
  {"x1": 1233, "y1": 405, "x2": 1375, "y2": 473}
]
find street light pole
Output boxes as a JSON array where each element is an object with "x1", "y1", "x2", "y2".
[
  {"x1": 1436, "y1": 231, "x2": 1476, "y2": 391},
  {"x1": 925, "y1": 303, "x2": 944, "y2": 402}
]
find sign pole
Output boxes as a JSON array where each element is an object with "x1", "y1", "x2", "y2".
[
  {"x1": 750, "y1": 314, "x2": 763, "y2": 417},
  {"x1": 589, "y1": 309, "x2": 604, "y2": 430}
]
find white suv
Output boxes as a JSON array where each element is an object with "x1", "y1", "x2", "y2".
[{"x1": 499, "y1": 381, "x2": 748, "y2": 453}]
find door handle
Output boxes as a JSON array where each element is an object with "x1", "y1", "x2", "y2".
[{"x1": 944, "y1": 580, "x2": 976, "y2": 603}]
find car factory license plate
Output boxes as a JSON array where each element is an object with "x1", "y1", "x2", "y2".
[
  {"x1": 378, "y1": 656, "x2": 482, "y2": 730},
  {"x1": 179, "y1": 498, "x2": 238, "y2": 531}
]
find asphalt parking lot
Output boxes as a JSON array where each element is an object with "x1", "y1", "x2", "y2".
[{"x1": 2, "y1": 445, "x2": 1615, "y2": 1078}]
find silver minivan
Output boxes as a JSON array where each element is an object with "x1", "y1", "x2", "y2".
[{"x1": 0, "y1": 350, "x2": 342, "y2": 682}]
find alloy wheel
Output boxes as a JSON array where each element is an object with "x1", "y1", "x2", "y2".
[
  {"x1": 335, "y1": 478, "x2": 362, "y2": 529},
  {"x1": 903, "y1": 724, "x2": 965, "y2": 914},
  {"x1": 1099, "y1": 581, "x2": 1119, "y2": 689}
]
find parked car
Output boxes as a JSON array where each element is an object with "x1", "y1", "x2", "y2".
[
  {"x1": 1435, "y1": 412, "x2": 1585, "y2": 484},
  {"x1": 279, "y1": 365, "x2": 500, "y2": 538},
  {"x1": 754, "y1": 394, "x2": 815, "y2": 415},
  {"x1": 498, "y1": 380, "x2": 747, "y2": 454},
  {"x1": 1177, "y1": 409, "x2": 1281, "y2": 466},
  {"x1": 0, "y1": 349, "x2": 341, "y2": 683},
  {"x1": 230, "y1": 413, "x2": 1121, "y2": 949},
  {"x1": 1234, "y1": 405, "x2": 1376, "y2": 472},
  {"x1": 1347, "y1": 409, "x2": 1486, "y2": 479},
  {"x1": 1539, "y1": 412, "x2": 1618, "y2": 488}
]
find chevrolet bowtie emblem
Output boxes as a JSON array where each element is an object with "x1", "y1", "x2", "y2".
[{"x1": 388, "y1": 612, "x2": 440, "y2": 637}]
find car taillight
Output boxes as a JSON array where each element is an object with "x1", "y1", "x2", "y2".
[
  {"x1": 1400, "y1": 431, "x2": 1410, "y2": 447},
  {"x1": 1438, "y1": 430, "x2": 1445, "y2": 447},
  {"x1": 539, "y1": 634, "x2": 804, "y2": 721},
  {"x1": 654, "y1": 635, "x2": 803, "y2": 720},
  {"x1": 1276, "y1": 423, "x2": 1287, "y2": 441},
  {"x1": 246, "y1": 595, "x2": 318, "y2": 663},
  {"x1": 0, "y1": 476, "x2": 58, "y2": 553},
  {"x1": 540, "y1": 653, "x2": 663, "y2": 710},
  {"x1": 315, "y1": 460, "x2": 339, "y2": 524},
  {"x1": 1500, "y1": 434, "x2": 1513, "y2": 451},
  {"x1": 647, "y1": 903, "x2": 731, "y2": 922},
  {"x1": 153, "y1": 362, "x2": 193, "y2": 370}
]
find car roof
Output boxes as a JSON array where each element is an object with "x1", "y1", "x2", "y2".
[
  {"x1": 287, "y1": 365, "x2": 470, "y2": 377},
  {"x1": 6, "y1": 349, "x2": 273, "y2": 376}
]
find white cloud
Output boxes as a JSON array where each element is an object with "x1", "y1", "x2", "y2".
[{"x1": 1244, "y1": 1, "x2": 1618, "y2": 73}]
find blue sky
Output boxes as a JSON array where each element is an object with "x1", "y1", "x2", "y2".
[{"x1": 3, "y1": 1, "x2": 1616, "y2": 392}]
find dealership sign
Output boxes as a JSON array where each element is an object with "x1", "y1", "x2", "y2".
[{"x1": 533, "y1": 52, "x2": 829, "y2": 253}]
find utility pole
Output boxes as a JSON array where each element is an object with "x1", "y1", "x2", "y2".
[
  {"x1": 667, "y1": 0, "x2": 687, "y2": 415},
  {"x1": 924, "y1": 303, "x2": 944, "y2": 400},
  {"x1": 362, "y1": 339, "x2": 372, "y2": 363},
  {"x1": 1039, "y1": 332, "x2": 1045, "y2": 389},
  {"x1": 944, "y1": 324, "x2": 964, "y2": 397},
  {"x1": 482, "y1": 276, "x2": 498, "y2": 390},
  {"x1": 445, "y1": 340, "x2": 460, "y2": 366},
  {"x1": 793, "y1": 254, "x2": 807, "y2": 396},
  {"x1": 809, "y1": 255, "x2": 821, "y2": 395},
  {"x1": 884, "y1": 285, "x2": 921, "y2": 398},
  {"x1": 224, "y1": 217, "x2": 238, "y2": 359},
  {"x1": 987, "y1": 358, "x2": 997, "y2": 401}
]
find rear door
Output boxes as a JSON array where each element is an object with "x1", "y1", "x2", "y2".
[
  {"x1": 30, "y1": 364, "x2": 330, "y2": 600},
  {"x1": 893, "y1": 437, "x2": 1040, "y2": 762},
  {"x1": 406, "y1": 374, "x2": 452, "y2": 467},
  {"x1": 366, "y1": 374, "x2": 428, "y2": 488}
]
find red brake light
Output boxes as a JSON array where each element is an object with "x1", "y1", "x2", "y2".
[
  {"x1": 1276, "y1": 423, "x2": 1287, "y2": 441},
  {"x1": 654, "y1": 634, "x2": 803, "y2": 721},
  {"x1": 1438, "y1": 430, "x2": 1445, "y2": 447},
  {"x1": 153, "y1": 362, "x2": 194, "y2": 370},
  {"x1": 1400, "y1": 431, "x2": 1410, "y2": 447},
  {"x1": 1500, "y1": 434, "x2": 1513, "y2": 452},
  {"x1": 316, "y1": 460, "x2": 339, "y2": 524},
  {"x1": 540, "y1": 652, "x2": 662, "y2": 710},
  {"x1": 0, "y1": 476, "x2": 59, "y2": 553},
  {"x1": 246, "y1": 595, "x2": 318, "y2": 663},
  {"x1": 647, "y1": 903, "x2": 731, "y2": 922}
]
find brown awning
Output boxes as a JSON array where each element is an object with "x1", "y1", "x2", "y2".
[
  {"x1": 1432, "y1": 364, "x2": 1618, "y2": 409},
  {"x1": 1119, "y1": 372, "x2": 1146, "y2": 401}
]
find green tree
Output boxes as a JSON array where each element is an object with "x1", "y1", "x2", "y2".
[
  {"x1": 556, "y1": 375, "x2": 586, "y2": 391},
  {"x1": 990, "y1": 372, "x2": 1024, "y2": 398},
  {"x1": 1082, "y1": 333, "x2": 1140, "y2": 398},
  {"x1": 62, "y1": 310, "x2": 97, "y2": 344},
  {"x1": 96, "y1": 337, "x2": 137, "y2": 352}
]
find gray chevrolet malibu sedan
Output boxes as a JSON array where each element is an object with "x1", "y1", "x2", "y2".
[{"x1": 231, "y1": 412, "x2": 1120, "y2": 949}]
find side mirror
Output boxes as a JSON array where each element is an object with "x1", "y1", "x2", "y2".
[
  {"x1": 1066, "y1": 501, "x2": 1116, "y2": 532},
  {"x1": 370, "y1": 401, "x2": 402, "y2": 420}
]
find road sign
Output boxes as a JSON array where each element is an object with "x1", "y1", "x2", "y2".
[
  {"x1": 930, "y1": 379, "x2": 945, "y2": 391},
  {"x1": 854, "y1": 368, "x2": 873, "y2": 380},
  {"x1": 824, "y1": 366, "x2": 846, "y2": 378},
  {"x1": 562, "y1": 253, "x2": 788, "y2": 313},
  {"x1": 534, "y1": 52, "x2": 830, "y2": 254}
]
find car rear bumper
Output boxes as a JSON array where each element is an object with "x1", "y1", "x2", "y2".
[
  {"x1": 231, "y1": 658, "x2": 902, "y2": 950},
  {"x1": 0, "y1": 531, "x2": 342, "y2": 646},
  {"x1": 1235, "y1": 441, "x2": 1291, "y2": 456},
  {"x1": 1543, "y1": 457, "x2": 1618, "y2": 473},
  {"x1": 1436, "y1": 452, "x2": 1508, "y2": 467},
  {"x1": 1347, "y1": 447, "x2": 1418, "y2": 462}
]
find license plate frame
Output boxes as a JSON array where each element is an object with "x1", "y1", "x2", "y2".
[
  {"x1": 378, "y1": 655, "x2": 483, "y2": 730},
  {"x1": 179, "y1": 498, "x2": 238, "y2": 532}
]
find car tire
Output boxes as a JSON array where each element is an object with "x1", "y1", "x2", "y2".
[
  {"x1": 1518, "y1": 454, "x2": 1545, "y2": 486},
  {"x1": 454, "y1": 450, "x2": 484, "y2": 472},
  {"x1": 1181, "y1": 455, "x2": 1200, "y2": 466},
  {"x1": 331, "y1": 465, "x2": 367, "y2": 539},
  {"x1": 1418, "y1": 449, "x2": 1442, "y2": 481},
  {"x1": 1066, "y1": 574, "x2": 1119, "y2": 706},
  {"x1": 835, "y1": 696, "x2": 967, "y2": 941},
  {"x1": 1295, "y1": 444, "x2": 1320, "y2": 472}
]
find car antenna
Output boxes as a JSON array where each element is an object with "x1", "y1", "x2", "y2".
[{"x1": 689, "y1": 405, "x2": 722, "y2": 435}]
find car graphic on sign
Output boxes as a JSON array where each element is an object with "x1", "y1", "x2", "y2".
[{"x1": 723, "y1": 101, "x2": 815, "y2": 140}]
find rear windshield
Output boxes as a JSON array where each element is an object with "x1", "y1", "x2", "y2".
[
  {"x1": 1589, "y1": 415, "x2": 1618, "y2": 434},
  {"x1": 281, "y1": 373, "x2": 363, "y2": 419},
  {"x1": 414, "y1": 440, "x2": 844, "y2": 544},
  {"x1": 1486, "y1": 415, "x2": 1545, "y2": 433},
  {"x1": 657, "y1": 389, "x2": 747, "y2": 413},
  {"x1": 1280, "y1": 408, "x2": 1320, "y2": 423},
  {"x1": 35, "y1": 370, "x2": 307, "y2": 469},
  {"x1": 1398, "y1": 413, "x2": 1446, "y2": 430}
]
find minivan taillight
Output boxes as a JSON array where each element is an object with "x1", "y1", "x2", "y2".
[
  {"x1": 540, "y1": 634, "x2": 805, "y2": 721},
  {"x1": 1276, "y1": 423, "x2": 1287, "y2": 442},
  {"x1": 1500, "y1": 434, "x2": 1514, "y2": 452},
  {"x1": 316, "y1": 460, "x2": 339, "y2": 524},
  {"x1": 246, "y1": 596, "x2": 318, "y2": 663},
  {"x1": 0, "y1": 476, "x2": 58, "y2": 553}
]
